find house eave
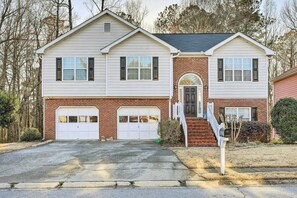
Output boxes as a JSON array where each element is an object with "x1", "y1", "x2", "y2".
[
  {"x1": 100, "y1": 28, "x2": 179, "y2": 54},
  {"x1": 204, "y1": 32, "x2": 275, "y2": 56}
]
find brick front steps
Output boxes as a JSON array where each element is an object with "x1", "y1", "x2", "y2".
[{"x1": 186, "y1": 118, "x2": 217, "y2": 147}]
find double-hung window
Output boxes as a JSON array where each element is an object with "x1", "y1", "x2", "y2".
[
  {"x1": 224, "y1": 58, "x2": 252, "y2": 82},
  {"x1": 225, "y1": 58, "x2": 233, "y2": 81},
  {"x1": 243, "y1": 58, "x2": 252, "y2": 81},
  {"x1": 127, "y1": 57, "x2": 139, "y2": 80},
  {"x1": 63, "y1": 57, "x2": 88, "y2": 81},
  {"x1": 234, "y1": 58, "x2": 242, "y2": 81},
  {"x1": 127, "y1": 56, "x2": 152, "y2": 80},
  {"x1": 140, "y1": 57, "x2": 152, "y2": 80}
]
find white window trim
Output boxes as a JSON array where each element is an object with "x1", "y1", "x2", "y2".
[
  {"x1": 223, "y1": 58, "x2": 253, "y2": 82},
  {"x1": 225, "y1": 107, "x2": 251, "y2": 121},
  {"x1": 62, "y1": 57, "x2": 89, "y2": 81},
  {"x1": 126, "y1": 56, "x2": 153, "y2": 81}
]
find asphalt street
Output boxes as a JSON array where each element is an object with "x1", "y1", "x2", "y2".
[{"x1": 1, "y1": 185, "x2": 297, "y2": 198}]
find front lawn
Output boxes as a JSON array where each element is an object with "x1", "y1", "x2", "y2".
[{"x1": 171, "y1": 143, "x2": 297, "y2": 169}]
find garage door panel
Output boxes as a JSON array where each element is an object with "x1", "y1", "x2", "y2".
[
  {"x1": 117, "y1": 107, "x2": 160, "y2": 140},
  {"x1": 57, "y1": 107, "x2": 99, "y2": 140},
  {"x1": 118, "y1": 131, "x2": 128, "y2": 139}
]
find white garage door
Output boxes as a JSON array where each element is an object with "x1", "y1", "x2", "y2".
[
  {"x1": 56, "y1": 107, "x2": 99, "y2": 140},
  {"x1": 117, "y1": 107, "x2": 160, "y2": 140}
]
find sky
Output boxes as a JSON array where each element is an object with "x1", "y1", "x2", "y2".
[{"x1": 72, "y1": 0, "x2": 285, "y2": 29}]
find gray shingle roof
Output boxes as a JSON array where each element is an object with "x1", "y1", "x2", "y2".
[{"x1": 154, "y1": 33, "x2": 234, "y2": 52}]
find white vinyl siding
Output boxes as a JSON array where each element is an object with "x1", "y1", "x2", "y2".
[
  {"x1": 42, "y1": 15, "x2": 133, "y2": 97},
  {"x1": 209, "y1": 37, "x2": 268, "y2": 99},
  {"x1": 107, "y1": 33, "x2": 171, "y2": 97}
]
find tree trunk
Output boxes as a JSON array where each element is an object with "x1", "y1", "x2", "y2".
[
  {"x1": 56, "y1": 1, "x2": 60, "y2": 38},
  {"x1": 101, "y1": 0, "x2": 104, "y2": 11},
  {"x1": 68, "y1": 0, "x2": 73, "y2": 29}
]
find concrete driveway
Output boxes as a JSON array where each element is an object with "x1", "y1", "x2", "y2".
[{"x1": 0, "y1": 141, "x2": 192, "y2": 183}]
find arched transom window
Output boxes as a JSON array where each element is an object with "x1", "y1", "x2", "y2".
[{"x1": 179, "y1": 74, "x2": 202, "y2": 86}]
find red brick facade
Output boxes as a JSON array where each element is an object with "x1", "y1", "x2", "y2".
[{"x1": 44, "y1": 98, "x2": 169, "y2": 140}]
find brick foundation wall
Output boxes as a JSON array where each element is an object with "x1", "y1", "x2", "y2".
[
  {"x1": 208, "y1": 98, "x2": 267, "y2": 122},
  {"x1": 44, "y1": 98, "x2": 169, "y2": 140}
]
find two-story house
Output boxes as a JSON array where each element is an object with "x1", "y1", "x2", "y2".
[{"x1": 36, "y1": 10, "x2": 274, "y2": 146}]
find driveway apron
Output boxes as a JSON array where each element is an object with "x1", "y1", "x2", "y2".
[{"x1": 0, "y1": 141, "x2": 192, "y2": 183}]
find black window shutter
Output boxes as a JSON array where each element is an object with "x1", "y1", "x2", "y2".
[
  {"x1": 219, "y1": 107, "x2": 225, "y2": 123},
  {"x1": 56, "y1": 57, "x2": 62, "y2": 81},
  {"x1": 88, "y1": 57, "x2": 94, "y2": 81},
  {"x1": 251, "y1": 107, "x2": 258, "y2": 121},
  {"x1": 153, "y1": 57, "x2": 159, "y2": 80},
  {"x1": 253, "y1": 59, "x2": 259, "y2": 82},
  {"x1": 218, "y1": 59, "x2": 224, "y2": 82},
  {"x1": 120, "y1": 57, "x2": 126, "y2": 80}
]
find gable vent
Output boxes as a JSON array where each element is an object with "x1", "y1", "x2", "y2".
[{"x1": 104, "y1": 23, "x2": 111, "y2": 32}]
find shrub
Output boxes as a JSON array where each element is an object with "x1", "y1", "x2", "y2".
[
  {"x1": 271, "y1": 98, "x2": 297, "y2": 143},
  {"x1": 0, "y1": 91, "x2": 17, "y2": 128},
  {"x1": 158, "y1": 120, "x2": 182, "y2": 144},
  {"x1": 20, "y1": 128, "x2": 42, "y2": 142},
  {"x1": 225, "y1": 121, "x2": 271, "y2": 143}
]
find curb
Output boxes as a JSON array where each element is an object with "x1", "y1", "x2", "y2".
[
  {"x1": 134, "y1": 181, "x2": 181, "y2": 188},
  {"x1": 63, "y1": 182, "x2": 116, "y2": 188},
  {"x1": 0, "y1": 140, "x2": 54, "y2": 155},
  {"x1": 0, "y1": 179, "x2": 296, "y2": 190},
  {"x1": 13, "y1": 182, "x2": 58, "y2": 189},
  {"x1": 31, "y1": 140, "x2": 53, "y2": 148}
]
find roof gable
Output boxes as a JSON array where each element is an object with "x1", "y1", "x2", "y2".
[
  {"x1": 204, "y1": 32, "x2": 274, "y2": 56},
  {"x1": 101, "y1": 28, "x2": 179, "y2": 54},
  {"x1": 36, "y1": 10, "x2": 137, "y2": 54}
]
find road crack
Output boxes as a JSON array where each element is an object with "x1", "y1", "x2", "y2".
[{"x1": 236, "y1": 187, "x2": 247, "y2": 198}]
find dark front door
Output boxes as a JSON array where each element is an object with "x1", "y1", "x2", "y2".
[{"x1": 184, "y1": 86, "x2": 197, "y2": 117}]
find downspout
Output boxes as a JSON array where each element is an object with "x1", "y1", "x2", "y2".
[
  {"x1": 42, "y1": 97, "x2": 45, "y2": 141},
  {"x1": 38, "y1": 54, "x2": 46, "y2": 141},
  {"x1": 105, "y1": 54, "x2": 108, "y2": 96},
  {"x1": 169, "y1": 51, "x2": 180, "y2": 119}
]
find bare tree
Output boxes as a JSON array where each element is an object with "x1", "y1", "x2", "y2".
[
  {"x1": 48, "y1": 0, "x2": 67, "y2": 38},
  {"x1": 0, "y1": 0, "x2": 76, "y2": 142},
  {"x1": 282, "y1": 0, "x2": 297, "y2": 31},
  {"x1": 123, "y1": 0, "x2": 148, "y2": 27},
  {"x1": 83, "y1": 0, "x2": 121, "y2": 15}
]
